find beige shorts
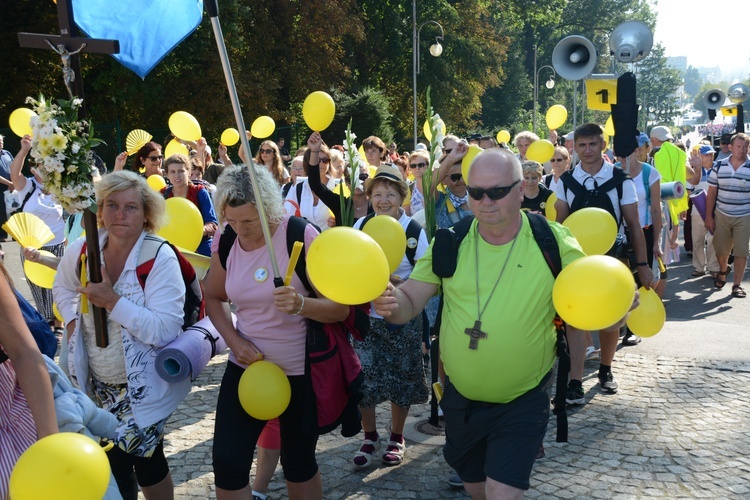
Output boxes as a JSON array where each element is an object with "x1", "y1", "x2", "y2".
[{"x1": 713, "y1": 211, "x2": 750, "y2": 257}]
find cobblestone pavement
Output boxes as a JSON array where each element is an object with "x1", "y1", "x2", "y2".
[{"x1": 158, "y1": 352, "x2": 750, "y2": 499}]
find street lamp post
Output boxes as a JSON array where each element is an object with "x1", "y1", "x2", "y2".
[
  {"x1": 413, "y1": 2, "x2": 444, "y2": 150},
  {"x1": 533, "y1": 44, "x2": 556, "y2": 135}
]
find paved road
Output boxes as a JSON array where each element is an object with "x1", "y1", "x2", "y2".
[{"x1": 3, "y1": 237, "x2": 750, "y2": 498}]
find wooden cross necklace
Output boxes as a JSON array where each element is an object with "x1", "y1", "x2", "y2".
[{"x1": 465, "y1": 221, "x2": 521, "y2": 350}]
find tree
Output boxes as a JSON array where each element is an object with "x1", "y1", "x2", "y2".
[{"x1": 635, "y1": 44, "x2": 683, "y2": 130}]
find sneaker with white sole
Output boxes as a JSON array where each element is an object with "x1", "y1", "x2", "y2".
[
  {"x1": 565, "y1": 382, "x2": 585, "y2": 405},
  {"x1": 447, "y1": 471, "x2": 463, "y2": 488},
  {"x1": 585, "y1": 346, "x2": 600, "y2": 360},
  {"x1": 598, "y1": 371, "x2": 618, "y2": 393},
  {"x1": 382, "y1": 440, "x2": 406, "y2": 466}
]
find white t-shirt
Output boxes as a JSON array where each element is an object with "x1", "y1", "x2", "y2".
[
  {"x1": 283, "y1": 177, "x2": 335, "y2": 231},
  {"x1": 16, "y1": 178, "x2": 65, "y2": 245}
]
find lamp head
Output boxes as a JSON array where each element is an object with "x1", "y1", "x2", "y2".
[
  {"x1": 545, "y1": 76, "x2": 555, "y2": 89},
  {"x1": 429, "y1": 41, "x2": 443, "y2": 57}
]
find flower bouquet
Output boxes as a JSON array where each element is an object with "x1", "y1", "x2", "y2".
[{"x1": 26, "y1": 95, "x2": 104, "y2": 213}]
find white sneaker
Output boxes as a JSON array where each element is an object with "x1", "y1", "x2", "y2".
[{"x1": 585, "y1": 346, "x2": 600, "y2": 360}]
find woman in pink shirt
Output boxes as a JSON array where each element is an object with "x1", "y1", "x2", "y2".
[{"x1": 205, "y1": 165, "x2": 348, "y2": 500}]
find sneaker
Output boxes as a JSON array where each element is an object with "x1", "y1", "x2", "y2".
[
  {"x1": 598, "y1": 371, "x2": 618, "y2": 393},
  {"x1": 447, "y1": 471, "x2": 463, "y2": 488},
  {"x1": 565, "y1": 383, "x2": 585, "y2": 405},
  {"x1": 382, "y1": 440, "x2": 406, "y2": 466},
  {"x1": 621, "y1": 333, "x2": 641, "y2": 346},
  {"x1": 585, "y1": 346, "x2": 600, "y2": 360},
  {"x1": 353, "y1": 437, "x2": 381, "y2": 469}
]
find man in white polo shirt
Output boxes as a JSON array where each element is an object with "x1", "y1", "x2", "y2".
[{"x1": 705, "y1": 132, "x2": 750, "y2": 298}]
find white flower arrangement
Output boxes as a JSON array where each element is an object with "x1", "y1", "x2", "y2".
[{"x1": 26, "y1": 95, "x2": 103, "y2": 212}]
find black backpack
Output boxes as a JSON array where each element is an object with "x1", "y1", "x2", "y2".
[
  {"x1": 431, "y1": 212, "x2": 570, "y2": 442},
  {"x1": 559, "y1": 168, "x2": 629, "y2": 229},
  {"x1": 358, "y1": 212, "x2": 423, "y2": 267}
]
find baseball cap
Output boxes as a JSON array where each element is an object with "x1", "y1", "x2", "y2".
[
  {"x1": 699, "y1": 145, "x2": 714, "y2": 155},
  {"x1": 564, "y1": 132, "x2": 575, "y2": 141},
  {"x1": 636, "y1": 133, "x2": 650, "y2": 146},
  {"x1": 720, "y1": 133, "x2": 732, "y2": 144},
  {"x1": 649, "y1": 126, "x2": 673, "y2": 142}
]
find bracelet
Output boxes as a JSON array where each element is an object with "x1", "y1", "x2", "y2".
[
  {"x1": 636, "y1": 262, "x2": 649, "y2": 267},
  {"x1": 291, "y1": 294, "x2": 305, "y2": 315}
]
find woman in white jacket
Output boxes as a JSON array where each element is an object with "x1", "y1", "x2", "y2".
[{"x1": 54, "y1": 170, "x2": 190, "y2": 500}]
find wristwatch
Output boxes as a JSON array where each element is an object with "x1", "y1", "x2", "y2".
[{"x1": 636, "y1": 262, "x2": 649, "y2": 267}]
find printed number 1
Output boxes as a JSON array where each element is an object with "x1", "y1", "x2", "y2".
[{"x1": 596, "y1": 89, "x2": 609, "y2": 104}]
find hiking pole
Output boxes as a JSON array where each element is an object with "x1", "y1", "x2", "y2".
[{"x1": 205, "y1": 0, "x2": 283, "y2": 286}]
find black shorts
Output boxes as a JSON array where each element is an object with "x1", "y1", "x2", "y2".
[{"x1": 441, "y1": 372, "x2": 552, "y2": 490}]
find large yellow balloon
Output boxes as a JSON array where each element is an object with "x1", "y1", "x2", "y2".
[
  {"x1": 165, "y1": 138, "x2": 190, "y2": 158},
  {"x1": 9, "y1": 432, "x2": 110, "y2": 500},
  {"x1": 526, "y1": 139, "x2": 555, "y2": 163},
  {"x1": 496, "y1": 130, "x2": 511, "y2": 144},
  {"x1": 24, "y1": 251, "x2": 57, "y2": 289},
  {"x1": 157, "y1": 197, "x2": 204, "y2": 252},
  {"x1": 552, "y1": 255, "x2": 635, "y2": 331},
  {"x1": 221, "y1": 128, "x2": 240, "y2": 146},
  {"x1": 461, "y1": 144, "x2": 484, "y2": 183},
  {"x1": 563, "y1": 207, "x2": 617, "y2": 255},
  {"x1": 423, "y1": 118, "x2": 446, "y2": 141},
  {"x1": 238, "y1": 361, "x2": 291, "y2": 420},
  {"x1": 307, "y1": 227, "x2": 389, "y2": 305},
  {"x1": 168, "y1": 111, "x2": 201, "y2": 141},
  {"x1": 604, "y1": 115, "x2": 615, "y2": 137},
  {"x1": 626, "y1": 287, "x2": 665, "y2": 337},
  {"x1": 9, "y1": 108, "x2": 36, "y2": 137},
  {"x1": 302, "y1": 91, "x2": 336, "y2": 131},
  {"x1": 546, "y1": 105, "x2": 568, "y2": 130},
  {"x1": 362, "y1": 215, "x2": 407, "y2": 273},
  {"x1": 544, "y1": 192, "x2": 558, "y2": 221},
  {"x1": 147, "y1": 174, "x2": 167, "y2": 192},
  {"x1": 251, "y1": 116, "x2": 275, "y2": 139}
]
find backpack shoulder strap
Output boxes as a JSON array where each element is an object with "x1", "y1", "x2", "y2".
[
  {"x1": 136, "y1": 234, "x2": 170, "y2": 290},
  {"x1": 358, "y1": 212, "x2": 377, "y2": 230},
  {"x1": 218, "y1": 225, "x2": 238, "y2": 270},
  {"x1": 286, "y1": 215, "x2": 314, "y2": 295},
  {"x1": 431, "y1": 215, "x2": 475, "y2": 277},
  {"x1": 526, "y1": 213, "x2": 561, "y2": 277},
  {"x1": 296, "y1": 181, "x2": 304, "y2": 205},
  {"x1": 559, "y1": 170, "x2": 584, "y2": 199},
  {"x1": 18, "y1": 181, "x2": 37, "y2": 212},
  {"x1": 404, "y1": 219, "x2": 423, "y2": 267}
]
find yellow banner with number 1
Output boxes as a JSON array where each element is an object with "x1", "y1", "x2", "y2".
[{"x1": 585, "y1": 79, "x2": 618, "y2": 111}]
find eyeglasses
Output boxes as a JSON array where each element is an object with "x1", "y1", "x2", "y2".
[
  {"x1": 449, "y1": 173, "x2": 462, "y2": 183},
  {"x1": 148, "y1": 155, "x2": 164, "y2": 161},
  {"x1": 410, "y1": 162, "x2": 427, "y2": 169},
  {"x1": 550, "y1": 157, "x2": 567, "y2": 163},
  {"x1": 260, "y1": 148, "x2": 274, "y2": 154},
  {"x1": 358, "y1": 173, "x2": 369, "y2": 181},
  {"x1": 467, "y1": 180, "x2": 521, "y2": 201},
  {"x1": 319, "y1": 157, "x2": 331, "y2": 164}
]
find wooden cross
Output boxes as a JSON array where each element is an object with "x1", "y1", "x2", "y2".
[
  {"x1": 464, "y1": 320, "x2": 487, "y2": 350},
  {"x1": 18, "y1": 0, "x2": 119, "y2": 348}
]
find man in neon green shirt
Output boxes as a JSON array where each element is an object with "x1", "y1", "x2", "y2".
[{"x1": 374, "y1": 148, "x2": 585, "y2": 499}]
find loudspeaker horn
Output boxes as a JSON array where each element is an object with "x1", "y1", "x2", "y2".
[
  {"x1": 552, "y1": 35, "x2": 597, "y2": 81},
  {"x1": 703, "y1": 89, "x2": 726, "y2": 109},
  {"x1": 609, "y1": 21, "x2": 653, "y2": 63},
  {"x1": 727, "y1": 83, "x2": 750, "y2": 104}
]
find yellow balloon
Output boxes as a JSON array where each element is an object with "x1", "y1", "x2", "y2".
[
  {"x1": 9, "y1": 108, "x2": 36, "y2": 137},
  {"x1": 423, "y1": 118, "x2": 446, "y2": 141},
  {"x1": 9, "y1": 432, "x2": 110, "y2": 500},
  {"x1": 545, "y1": 105, "x2": 568, "y2": 130},
  {"x1": 358, "y1": 144, "x2": 366, "y2": 158},
  {"x1": 563, "y1": 207, "x2": 617, "y2": 255},
  {"x1": 307, "y1": 227, "x2": 389, "y2": 305},
  {"x1": 165, "y1": 138, "x2": 190, "y2": 158},
  {"x1": 24, "y1": 251, "x2": 57, "y2": 289},
  {"x1": 238, "y1": 361, "x2": 291, "y2": 420},
  {"x1": 147, "y1": 174, "x2": 167, "y2": 192},
  {"x1": 302, "y1": 91, "x2": 336, "y2": 131},
  {"x1": 332, "y1": 182, "x2": 350, "y2": 197},
  {"x1": 461, "y1": 144, "x2": 484, "y2": 183},
  {"x1": 552, "y1": 255, "x2": 635, "y2": 331},
  {"x1": 496, "y1": 130, "x2": 511, "y2": 144},
  {"x1": 251, "y1": 116, "x2": 275, "y2": 139},
  {"x1": 544, "y1": 192, "x2": 558, "y2": 221},
  {"x1": 526, "y1": 140, "x2": 555, "y2": 163},
  {"x1": 221, "y1": 128, "x2": 240, "y2": 146},
  {"x1": 168, "y1": 111, "x2": 202, "y2": 141},
  {"x1": 362, "y1": 215, "x2": 407, "y2": 273},
  {"x1": 604, "y1": 115, "x2": 615, "y2": 137},
  {"x1": 157, "y1": 197, "x2": 204, "y2": 252},
  {"x1": 626, "y1": 287, "x2": 665, "y2": 337},
  {"x1": 53, "y1": 301, "x2": 63, "y2": 322}
]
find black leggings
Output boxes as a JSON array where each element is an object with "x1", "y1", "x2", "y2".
[
  {"x1": 107, "y1": 441, "x2": 170, "y2": 500},
  {"x1": 212, "y1": 361, "x2": 319, "y2": 490}
]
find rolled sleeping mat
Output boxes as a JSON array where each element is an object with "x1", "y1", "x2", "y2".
[
  {"x1": 661, "y1": 181, "x2": 685, "y2": 200},
  {"x1": 690, "y1": 189, "x2": 707, "y2": 221}
]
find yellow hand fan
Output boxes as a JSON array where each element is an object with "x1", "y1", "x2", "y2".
[
  {"x1": 126, "y1": 129, "x2": 153, "y2": 156},
  {"x1": 24, "y1": 251, "x2": 57, "y2": 289},
  {"x1": 176, "y1": 246, "x2": 211, "y2": 281},
  {"x1": 2, "y1": 213, "x2": 55, "y2": 249}
]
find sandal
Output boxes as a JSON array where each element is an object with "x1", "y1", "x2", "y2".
[
  {"x1": 352, "y1": 437, "x2": 380, "y2": 469},
  {"x1": 714, "y1": 270, "x2": 729, "y2": 289},
  {"x1": 382, "y1": 440, "x2": 406, "y2": 466},
  {"x1": 732, "y1": 285, "x2": 747, "y2": 298}
]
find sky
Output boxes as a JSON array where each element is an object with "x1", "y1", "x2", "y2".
[{"x1": 652, "y1": 0, "x2": 750, "y2": 80}]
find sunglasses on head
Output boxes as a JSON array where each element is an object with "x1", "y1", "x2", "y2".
[
  {"x1": 319, "y1": 157, "x2": 330, "y2": 164},
  {"x1": 148, "y1": 155, "x2": 164, "y2": 161},
  {"x1": 467, "y1": 180, "x2": 520, "y2": 201},
  {"x1": 260, "y1": 148, "x2": 274, "y2": 154},
  {"x1": 410, "y1": 162, "x2": 427, "y2": 169},
  {"x1": 449, "y1": 173, "x2": 462, "y2": 183}
]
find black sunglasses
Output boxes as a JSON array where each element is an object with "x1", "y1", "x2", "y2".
[
  {"x1": 259, "y1": 148, "x2": 275, "y2": 154},
  {"x1": 148, "y1": 155, "x2": 164, "y2": 161},
  {"x1": 443, "y1": 148, "x2": 453, "y2": 155},
  {"x1": 467, "y1": 180, "x2": 521, "y2": 201},
  {"x1": 319, "y1": 157, "x2": 331, "y2": 163},
  {"x1": 358, "y1": 173, "x2": 369, "y2": 181},
  {"x1": 449, "y1": 173, "x2": 462, "y2": 182},
  {"x1": 410, "y1": 162, "x2": 427, "y2": 169},
  {"x1": 550, "y1": 158, "x2": 567, "y2": 163}
]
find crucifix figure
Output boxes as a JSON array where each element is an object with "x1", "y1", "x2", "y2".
[
  {"x1": 464, "y1": 320, "x2": 488, "y2": 350},
  {"x1": 45, "y1": 40, "x2": 86, "y2": 99}
]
